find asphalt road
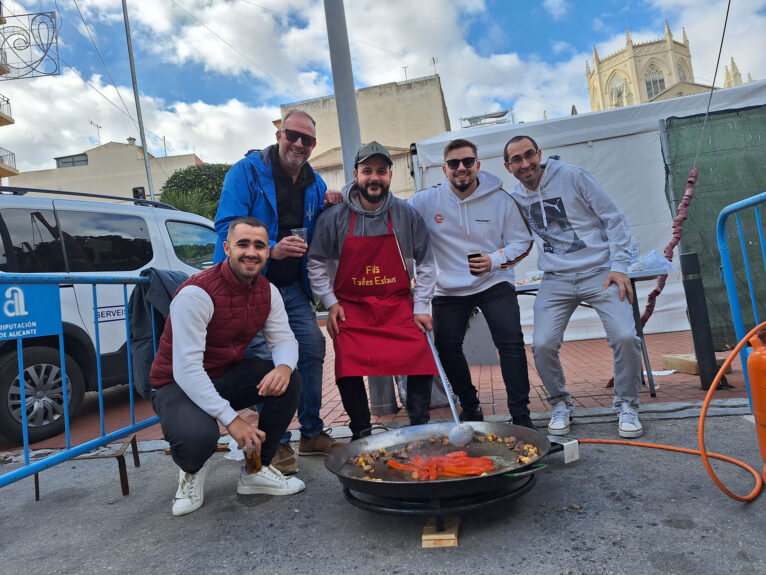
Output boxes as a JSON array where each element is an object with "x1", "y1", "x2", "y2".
[{"x1": 1, "y1": 414, "x2": 765, "y2": 575}]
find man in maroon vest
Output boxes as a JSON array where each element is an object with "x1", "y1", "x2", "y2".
[{"x1": 150, "y1": 217, "x2": 304, "y2": 516}]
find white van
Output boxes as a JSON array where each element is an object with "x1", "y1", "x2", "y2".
[{"x1": 0, "y1": 187, "x2": 218, "y2": 442}]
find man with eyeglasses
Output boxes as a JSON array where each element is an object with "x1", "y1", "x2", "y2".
[
  {"x1": 408, "y1": 138, "x2": 535, "y2": 428},
  {"x1": 503, "y1": 135, "x2": 643, "y2": 439},
  {"x1": 213, "y1": 110, "x2": 341, "y2": 477}
]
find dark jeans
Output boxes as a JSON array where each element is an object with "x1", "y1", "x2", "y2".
[
  {"x1": 337, "y1": 374, "x2": 432, "y2": 438},
  {"x1": 432, "y1": 282, "x2": 530, "y2": 418},
  {"x1": 152, "y1": 358, "x2": 301, "y2": 473}
]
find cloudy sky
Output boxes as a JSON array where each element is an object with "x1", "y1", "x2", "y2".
[{"x1": 1, "y1": 0, "x2": 764, "y2": 173}]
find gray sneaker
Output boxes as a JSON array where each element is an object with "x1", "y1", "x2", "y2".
[
  {"x1": 547, "y1": 403, "x2": 573, "y2": 436},
  {"x1": 618, "y1": 403, "x2": 643, "y2": 438},
  {"x1": 237, "y1": 464, "x2": 306, "y2": 496},
  {"x1": 172, "y1": 459, "x2": 211, "y2": 517}
]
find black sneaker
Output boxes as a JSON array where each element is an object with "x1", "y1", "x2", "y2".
[{"x1": 459, "y1": 406, "x2": 484, "y2": 422}]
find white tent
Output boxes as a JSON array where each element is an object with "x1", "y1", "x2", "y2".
[{"x1": 413, "y1": 80, "x2": 766, "y2": 342}]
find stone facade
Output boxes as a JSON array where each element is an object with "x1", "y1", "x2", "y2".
[{"x1": 586, "y1": 22, "x2": 749, "y2": 111}]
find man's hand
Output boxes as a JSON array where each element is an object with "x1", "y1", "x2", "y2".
[
  {"x1": 256, "y1": 364, "x2": 293, "y2": 396},
  {"x1": 270, "y1": 236, "x2": 308, "y2": 260},
  {"x1": 226, "y1": 416, "x2": 266, "y2": 458},
  {"x1": 469, "y1": 254, "x2": 492, "y2": 276},
  {"x1": 603, "y1": 271, "x2": 633, "y2": 304},
  {"x1": 413, "y1": 313, "x2": 433, "y2": 333},
  {"x1": 327, "y1": 302, "x2": 345, "y2": 339},
  {"x1": 324, "y1": 189, "x2": 342, "y2": 206}
]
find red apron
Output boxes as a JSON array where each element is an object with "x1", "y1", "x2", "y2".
[{"x1": 332, "y1": 210, "x2": 437, "y2": 379}]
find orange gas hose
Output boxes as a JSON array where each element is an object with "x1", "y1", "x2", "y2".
[{"x1": 580, "y1": 321, "x2": 766, "y2": 502}]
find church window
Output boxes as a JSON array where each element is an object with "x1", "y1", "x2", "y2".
[
  {"x1": 677, "y1": 62, "x2": 687, "y2": 82},
  {"x1": 608, "y1": 75, "x2": 632, "y2": 108},
  {"x1": 645, "y1": 64, "x2": 666, "y2": 99}
]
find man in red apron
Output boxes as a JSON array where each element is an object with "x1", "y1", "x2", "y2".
[{"x1": 307, "y1": 142, "x2": 438, "y2": 439}]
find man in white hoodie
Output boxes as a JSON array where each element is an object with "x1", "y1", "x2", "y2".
[
  {"x1": 504, "y1": 135, "x2": 643, "y2": 439},
  {"x1": 409, "y1": 138, "x2": 535, "y2": 429}
]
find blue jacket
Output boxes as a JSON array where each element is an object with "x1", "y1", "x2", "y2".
[{"x1": 213, "y1": 145, "x2": 328, "y2": 298}]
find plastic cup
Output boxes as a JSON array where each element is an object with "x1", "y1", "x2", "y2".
[{"x1": 290, "y1": 227, "x2": 307, "y2": 242}]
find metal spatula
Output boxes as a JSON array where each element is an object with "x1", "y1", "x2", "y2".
[{"x1": 425, "y1": 331, "x2": 474, "y2": 447}]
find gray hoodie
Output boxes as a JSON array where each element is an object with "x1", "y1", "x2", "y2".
[
  {"x1": 307, "y1": 181, "x2": 436, "y2": 314},
  {"x1": 506, "y1": 158, "x2": 632, "y2": 274}
]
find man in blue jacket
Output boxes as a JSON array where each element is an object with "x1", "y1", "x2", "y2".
[{"x1": 214, "y1": 110, "x2": 340, "y2": 475}]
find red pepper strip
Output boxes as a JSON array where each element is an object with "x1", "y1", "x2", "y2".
[
  {"x1": 386, "y1": 460, "x2": 419, "y2": 472},
  {"x1": 441, "y1": 466, "x2": 488, "y2": 476}
]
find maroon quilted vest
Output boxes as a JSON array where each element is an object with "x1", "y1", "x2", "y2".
[{"x1": 150, "y1": 260, "x2": 271, "y2": 387}]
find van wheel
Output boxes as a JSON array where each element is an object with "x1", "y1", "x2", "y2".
[{"x1": 0, "y1": 347, "x2": 86, "y2": 444}]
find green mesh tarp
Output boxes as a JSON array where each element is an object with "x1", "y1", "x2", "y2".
[{"x1": 662, "y1": 104, "x2": 766, "y2": 349}]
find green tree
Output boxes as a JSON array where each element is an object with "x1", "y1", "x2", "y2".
[{"x1": 159, "y1": 163, "x2": 231, "y2": 220}]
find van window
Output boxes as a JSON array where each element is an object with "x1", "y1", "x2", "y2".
[
  {"x1": 56, "y1": 211, "x2": 153, "y2": 272},
  {"x1": 0, "y1": 208, "x2": 66, "y2": 272},
  {"x1": 165, "y1": 221, "x2": 217, "y2": 269}
]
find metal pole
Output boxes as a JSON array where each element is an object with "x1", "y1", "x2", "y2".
[
  {"x1": 122, "y1": 0, "x2": 156, "y2": 201},
  {"x1": 323, "y1": 0, "x2": 361, "y2": 183},
  {"x1": 680, "y1": 252, "x2": 721, "y2": 390}
]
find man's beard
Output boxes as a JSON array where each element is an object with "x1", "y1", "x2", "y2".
[
  {"x1": 451, "y1": 173, "x2": 475, "y2": 192},
  {"x1": 359, "y1": 181, "x2": 389, "y2": 205}
]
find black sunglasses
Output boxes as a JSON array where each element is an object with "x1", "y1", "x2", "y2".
[
  {"x1": 445, "y1": 157, "x2": 477, "y2": 170},
  {"x1": 282, "y1": 129, "x2": 316, "y2": 147}
]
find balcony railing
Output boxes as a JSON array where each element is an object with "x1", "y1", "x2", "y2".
[
  {"x1": 0, "y1": 145, "x2": 17, "y2": 170},
  {"x1": 0, "y1": 93, "x2": 11, "y2": 118}
]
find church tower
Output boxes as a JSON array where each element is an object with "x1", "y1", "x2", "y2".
[{"x1": 586, "y1": 22, "x2": 708, "y2": 111}]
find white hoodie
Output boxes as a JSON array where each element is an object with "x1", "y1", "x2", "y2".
[
  {"x1": 506, "y1": 158, "x2": 632, "y2": 275},
  {"x1": 409, "y1": 170, "x2": 532, "y2": 297}
]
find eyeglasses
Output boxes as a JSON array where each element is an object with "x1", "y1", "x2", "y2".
[
  {"x1": 445, "y1": 157, "x2": 477, "y2": 170},
  {"x1": 282, "y1": 129, "x2": 316, "y2": 147},
  {"x1": 505, "y1": 149, "x2": 538, "y2": 166}
]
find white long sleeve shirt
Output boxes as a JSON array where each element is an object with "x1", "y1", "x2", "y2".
[{"x1": 169, "y1": 283, "x2": 298, "y2": 427}]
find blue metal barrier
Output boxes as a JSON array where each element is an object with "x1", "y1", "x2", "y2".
[
  {"x1": 0, "y1": 274, "x2": 159, "y2": 488},
  {"x1": 716, "y1": 190, "x2": 766, "y2": 408}
]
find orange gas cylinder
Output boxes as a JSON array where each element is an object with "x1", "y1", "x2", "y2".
[{"x1": 747, "y1": 332, "x2": 766, "y2": 463}]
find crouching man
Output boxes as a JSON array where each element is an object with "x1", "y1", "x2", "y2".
[{"x1": 150, "y1": 217, "x2": 305, "y2": 516}]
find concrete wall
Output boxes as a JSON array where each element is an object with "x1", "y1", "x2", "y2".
[
  {"x1": 9, "y1": 141, "x2": 201, "y2": 200},
  {"x1": 282, "y1": 75, "x2": 450, "y2": 158}
]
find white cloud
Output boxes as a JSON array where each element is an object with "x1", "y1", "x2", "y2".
[
  {"x1": 542, "y1": 0, "x2": 570, "y2": 20},
  {"x1": 646, "y1": 0, "x2": 766, "y2": 86},
  {"x1": 3, "y1": 0, "x2": 763, "y2": 177}
]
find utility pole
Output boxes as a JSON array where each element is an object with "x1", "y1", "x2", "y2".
[
  {"x1": 402, "y1": 66, "x2": 408, "y2": 81},
  {"x1": 89, "y1": 120, "x2": 102, "y2": 144},
  {"x1": 430, "y1": 56, "x2": 438, "y2": 75},
  {"x1": 323, "y1": 0, "x2": 361, "y2": 183},
  {"x1": 121, "y1": 0, "x2": 155, "y2": 201}
]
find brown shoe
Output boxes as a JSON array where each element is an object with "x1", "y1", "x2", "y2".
[
  {"x1": 298, "y1": 429, "x2": 341, "y2": 456},
  {"x1": 270, "y1": 443, "x2": 298, "y2": 476}
]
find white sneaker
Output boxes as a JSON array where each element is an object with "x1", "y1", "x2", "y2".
[
  {"x1": 237, "y1": 464, "x2": 306, "y2": 496},
  {"x1": 618, "y1": 403, "x2": 643, "y2": 438},
  {"x1": 547, "y1": 403, "x2": 573, "y2": 436},
  {"x1": 172, "y1": 459, "x2": 211, "y2": 517}
]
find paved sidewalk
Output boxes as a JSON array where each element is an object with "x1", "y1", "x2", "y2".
[{"x1": 0, "y1": 329, "x2": 750, "y2": 453}]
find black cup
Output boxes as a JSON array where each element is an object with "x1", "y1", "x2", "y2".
[{"x1": 467, "y1": 252, "x2": 481, "y2": 276}]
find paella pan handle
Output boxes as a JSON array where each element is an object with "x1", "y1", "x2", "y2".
[{"x1": 502, "y1": 463, "x2": 547, "y2": 480}]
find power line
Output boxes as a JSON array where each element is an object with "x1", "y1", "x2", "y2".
[
  {"x1": 172, "y1": 0, "x2": 297, "y2": 97},
  {"x1": 71, "y1": 0, "x2": 134, "y2": 120}
]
